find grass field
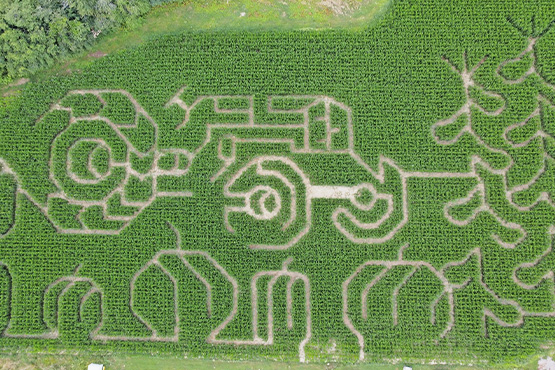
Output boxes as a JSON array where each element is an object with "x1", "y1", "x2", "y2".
[
  {"x1": 0, "y1": 352, "x2": 517, "y2": 369},
  {"x1": 0, "y1": 351, "x2": 550, "y2": 369},
  {"x1": 1, "y1": 0, "x2": 555, "y2": 368}
]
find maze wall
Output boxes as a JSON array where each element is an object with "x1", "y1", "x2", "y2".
[{"x1": 1, "y1": 0, "x2": 555, "y2": 365}]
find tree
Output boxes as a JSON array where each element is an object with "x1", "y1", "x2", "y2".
[{"x1": 0, "y1": 0, "x2": 155, "y2": 82}]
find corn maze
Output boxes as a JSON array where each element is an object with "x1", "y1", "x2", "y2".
[{"x1": 1, "y1": 0, "x2": 555, "y2": 366}]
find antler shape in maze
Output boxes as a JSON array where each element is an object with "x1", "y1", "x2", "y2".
[
  {"x1": 497, "y1": 16, "x2": 555, "y2": 87},
  {"x1": 495, "y1": 18, "x2": 555, "y2": 209},
  {"x1": 502, "y1": 95, "x2": 555, "y2": 209},
  {"x1": 502, "y1": 96, "x2": 555, "y2": 154},
  {"x1": 513, "y1": 226, "x2": 555, "y2": 305},
  {"x1": 343, "y1": 245, "x2": 529, "y2": 361},
  {"x1": 431, "y1": 52, "x2": 507, "y2": 153},
  {"x1": 443, "y1": 161, "x2": 526, "y2": 249},
  {"x1": 209, "y1": 257, "x2": 312, "y2": 363},
  {"x1": 496, "y1": 33, "x2": 537, "y2": 85},
  {"x1": 432, "y1": 19, "x2": 555, "y2": 212}
]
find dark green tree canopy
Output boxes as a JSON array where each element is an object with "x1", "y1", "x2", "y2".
[{"x1": 0, "y1": 0, "x2": 156, "y2": 81}]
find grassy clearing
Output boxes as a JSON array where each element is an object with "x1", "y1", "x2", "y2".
[
  {"x1": 0, "y1": 0, "x2": 389, "y2": 96},
  {"x1": 0, "y1": 352, "x2": 502, "y2": 369},
  {"x1": 1, "y1": 351, "x2": 552, "y2": 369}
]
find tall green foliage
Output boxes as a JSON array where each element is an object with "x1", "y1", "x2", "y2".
[{"x1": 0, "y1": 0, "x2": 154, "y2": 81}]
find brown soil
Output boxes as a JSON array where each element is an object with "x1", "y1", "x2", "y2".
[
  {"x1": 88, "y1": 51, "x2": 108, "y2": 58},
  {"x1": 7, "y1": 78, "x2": 29, "y2": 88}
]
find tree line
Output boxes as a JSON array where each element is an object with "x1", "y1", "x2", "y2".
[{"x1": 0, "y1": 0, "x2": 177, "y2": 84}]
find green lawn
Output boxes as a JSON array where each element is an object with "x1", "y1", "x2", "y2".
[{"x1": 0, "y1": 352, "x2": 524, "y2": 369}]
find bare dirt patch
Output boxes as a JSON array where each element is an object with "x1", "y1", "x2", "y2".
[
  {"x1": 8, "y1": 78, "x2": 29, "y2": 87},
  {"x1": 88, "y1": 51, "x2": 108, "y2": 58},
  {"x1": 319, "y1": 0, "x2": 356, "y2": 15}
]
